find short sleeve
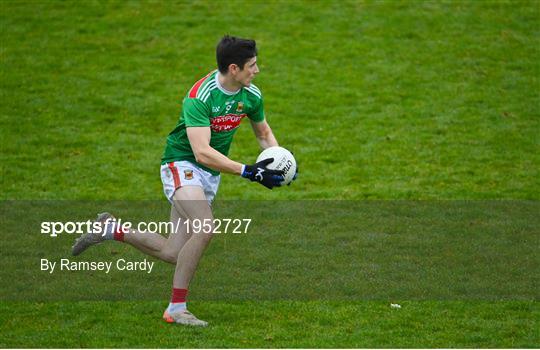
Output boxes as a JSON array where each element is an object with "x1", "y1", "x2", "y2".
[
  {"x1": 183, "y1": 98, "x2": 211, "y2": 127},
  {"x1": 248, "y1": 97, "x2": 265, "y2": 123}
]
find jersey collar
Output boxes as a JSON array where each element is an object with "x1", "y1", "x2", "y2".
[{"x1": 215, "y1": 73, "x2": 241, "y2": 96}]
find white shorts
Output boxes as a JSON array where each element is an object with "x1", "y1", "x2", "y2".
[{"x1": 160, "y1": 161, "x2": 221, "y2": 204}]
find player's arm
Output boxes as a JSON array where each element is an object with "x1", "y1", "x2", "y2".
[
  {"x1": 183, "y1": 97, "x2": 244, "y2": 175},
  {"x1": 186, "y1": 126, "x2": 243, "y2": 175},
  {"x1": 250, "y1": 119, "x2": 279, "y2": 149},
  {"x1": 187, "y1": 126, "x2": 284, "y2": 189},
  {"x1": 251, "y1": 119, "x2": 299, "y2": 185},
  {"x1": 247, "y1": 89, "x2": 277, "y2": 149}
]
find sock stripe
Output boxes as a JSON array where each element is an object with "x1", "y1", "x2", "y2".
[
  {"x1": 171, "y1": 288, "x2": 188, "y2": 303},
  {"x1": 113, "y1": 226, "x2": 126, "y2": 241}
]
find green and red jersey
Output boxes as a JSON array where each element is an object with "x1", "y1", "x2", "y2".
[{"x1": 162, "y1": 70, "x2": 264, "y2": 175}]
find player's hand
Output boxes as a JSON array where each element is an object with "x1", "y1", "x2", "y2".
[{"x1": 242, "y1": 158, "x2": 285, "y2": 189}]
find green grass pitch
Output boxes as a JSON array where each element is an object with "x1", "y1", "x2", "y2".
[{"x1": 1, "y1": 0, "x2": 539, "y2": 348}]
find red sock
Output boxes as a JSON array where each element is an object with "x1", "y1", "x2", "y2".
[
  {"x1": 113, "y1": 226, "x2": 127, "y2": 242},
  {"x1": 171, "y1": 288, "x2": 188, "y2": 303}
]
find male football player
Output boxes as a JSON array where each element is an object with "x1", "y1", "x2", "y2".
[{"x1": 72, "y1": 35, "x2": 291, "y2": 326}]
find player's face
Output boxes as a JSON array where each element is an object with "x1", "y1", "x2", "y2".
[{"x1": 235, "y1": 56, "x2": 259, "y2": 87}]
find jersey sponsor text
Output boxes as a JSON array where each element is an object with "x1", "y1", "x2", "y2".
[{"x1": 210, "y1": 113, "x2": 247, "y2": 132}]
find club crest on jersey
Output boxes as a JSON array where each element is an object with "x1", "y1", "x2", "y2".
[
  {"x1": 184, "y1": 170, "x2": 193, "y2": 180},
  {"x1": 236, "y1": 102, "x2": 244, "y2": 112}
]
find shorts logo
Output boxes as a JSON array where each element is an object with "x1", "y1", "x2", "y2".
[{"x1": 184, "y1": 170, "x2": 193, "y2": 180}]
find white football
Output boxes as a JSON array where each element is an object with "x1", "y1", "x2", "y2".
[{"x1": 256, "y1": 146, "x2": 297, "y2": 186}]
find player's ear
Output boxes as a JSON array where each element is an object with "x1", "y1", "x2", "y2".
[{"x1": 228, "y1": 63, "x2": 239, "y2": 75}]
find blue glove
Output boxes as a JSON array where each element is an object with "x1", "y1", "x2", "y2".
[{"x1": 242, "y1": 158, "x2": 285, "y2": 189}]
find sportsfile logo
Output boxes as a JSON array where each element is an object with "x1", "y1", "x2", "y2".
[
  {"x1": 40, "y1": 218, "x2": 252, "y2": 237},
  {"x1": 41, "y1": 220, "x2": 106, "y2": 237}
]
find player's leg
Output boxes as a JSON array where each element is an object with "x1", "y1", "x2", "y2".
[
  {"x1": 72, "y1": 206, "x2": 193, "y2": 264},
  {"x1": 123, "y1": 161, "x2": 199, "y2": 262},
  {"x1": 72, "y1": 162, "x2": 194, "y2": 261},
  {"x1": 122, "y1": 205, "x2": 192, "y2": 264},
  {"x1": 122, "y1": 227, "x2": 167, "y2": 258},
  {"x1": 173, "y1": 195, "x2": 214, "y2": 289},
  {"x1": 163, "y1": 185, "x2": 214, "y2": 326}
]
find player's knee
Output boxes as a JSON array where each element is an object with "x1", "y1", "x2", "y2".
[
  {"x1": 196, "y1": 231, "x2": 214, "y2": 245},
  {"x1": 161, "y1": 250, "x2": 178, "y2": 265}
]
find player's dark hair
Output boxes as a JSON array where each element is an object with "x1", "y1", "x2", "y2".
[{"x1": 216, "y1": 35, "x2": 257, "y2": 74}]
